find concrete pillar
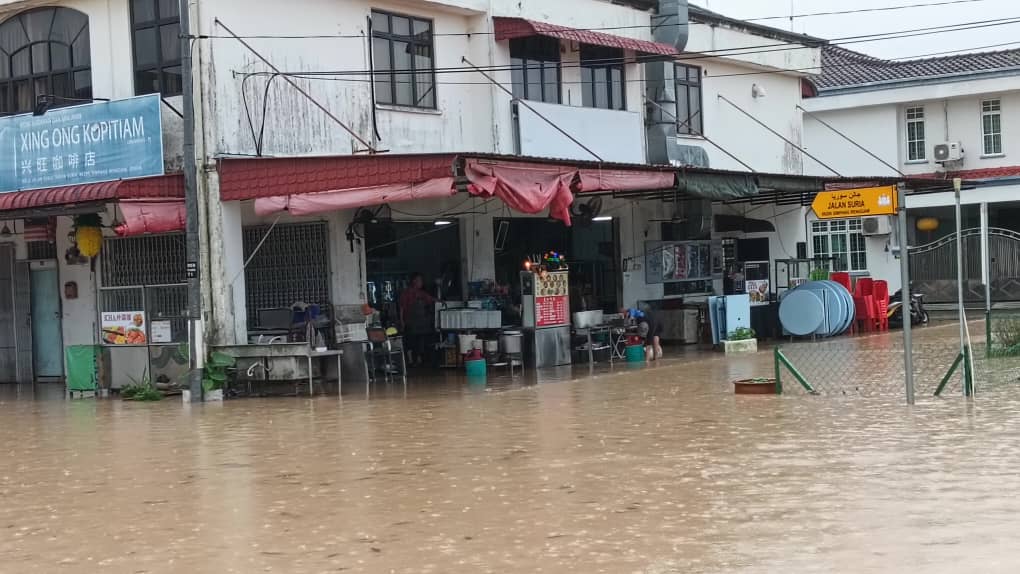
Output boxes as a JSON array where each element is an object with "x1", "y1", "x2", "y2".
[
  {"x1": 328, "y1": 209, "x2": 367, "y2": 306},
  {"x1": 461, "y1": 203, "x2": 496, "y2": 286}
]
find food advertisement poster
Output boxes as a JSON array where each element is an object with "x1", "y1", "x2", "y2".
[
  {"x1": 101, "y1": 312, "x2": 147, "y2": 345},
  {"x1": 745, "y1": 280, "x2": 770, "y2": 306}
]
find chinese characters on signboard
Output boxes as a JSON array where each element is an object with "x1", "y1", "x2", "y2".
[
  {"x1": 535, "y1": 271, "x2": 569, "y2": 327},
  {"x1": 101, "y1": 312, "x2": 147, "y2": 345},
  {"x1": 812, "y1": 185, "x2": 897, "y2": 220},
  {"x1": 0, "y1": 94, "x2": 164, "y2": 192}
]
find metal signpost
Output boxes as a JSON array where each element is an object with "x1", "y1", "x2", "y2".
[{"x1": 897, "y1": 185, "x2": 915, "y2": 405}]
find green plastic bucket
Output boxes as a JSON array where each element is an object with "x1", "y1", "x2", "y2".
[
  {"x1": 465, "y1": 359, "x2": 487, "y2": 377},
  {"x1": 625, "y1": 345, "x2": 646, "y2": 363}
]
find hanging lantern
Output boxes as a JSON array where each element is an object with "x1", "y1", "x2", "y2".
[
  {"x1": 73, "y1": 214, "x2": 104, "y2": 258},
  {"x1": 916, "y1": 217, "x2": 940, "y2": 232}
]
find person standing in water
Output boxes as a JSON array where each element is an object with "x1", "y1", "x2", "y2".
[
  {"x1": 400, "y1": 272, "x2": 436, "y2": 367},
  {"x1": 624, "y1": 306, "x2": 663, "y2": 361}
]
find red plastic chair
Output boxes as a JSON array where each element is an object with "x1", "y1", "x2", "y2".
[
  {"x1": 855, "y1": 277, "x2": 874, "y2": 298},
  {"x1": 830, "y1": 272, "x2": 852, "y2": 293},
  {"x1": 872, "y1": 280, "x2": 890, "y2": 331},
  {"x1": 853, "y1": 295, "x2": 875, "y2": 334}
]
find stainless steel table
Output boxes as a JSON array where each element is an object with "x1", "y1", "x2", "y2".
[{"x1": 306, "y1": 349, "x2": 344, "y2": 398}]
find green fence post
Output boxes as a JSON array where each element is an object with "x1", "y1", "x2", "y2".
[
  {"x1": 986, "y1": 310, "x2": 992, "y2": 359},
  {"x1": 964, "y1": 345, "x2": 974, "y2": 397},
  {"x1": 934, "y1": 352, "x2": 964, "y2": 397},
  {"x1": 774, "y1": 346, "x2": 783, "y2": 395},
  {"x1": 777, "y1": 349, "x2": 816, "y2": 394}
]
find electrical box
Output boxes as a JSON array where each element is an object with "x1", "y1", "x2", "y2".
[{"x1": 862, "y1": 216, "x2": 892, "y2": 236}]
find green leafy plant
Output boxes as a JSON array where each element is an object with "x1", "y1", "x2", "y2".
[
  {"x1": 121, "y1": 369, "x2": 162, "y2": 401},
  {"x1": 991, "y1": 317, "x2": 1020, "y2": 357},
  {"x1": 202, "y1": 351, "x2": 236, "y2": 393},
  {"x1": 728, "y1": 327, "x2": 757, "y2": 341},
  {"x1": 809, "y1": 267, "x2": 830, "y2": 281}
]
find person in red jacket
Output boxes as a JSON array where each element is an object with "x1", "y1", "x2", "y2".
[{"x1": 399, "y1": 272, "x2": 436, "y2": 367}]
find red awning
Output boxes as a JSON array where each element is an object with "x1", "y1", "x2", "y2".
[
  {"x1": 493, "y1": 17, "x2": 678, "y2": 57},
  {"x1": 464, "y1": 158, "x2": 676, "y2": 225},
  {"x1": 254, "y1": 177, "x2": 457, "y2": 217},
  {"x1": 218, "y1": 154, "x2": 456, "y2": 201},
  {"x1": 114, "y1": 200, "x2": 186, "y2": 237},
  {"x1": 0, "y1": 174, "x2": 185, "y2": 212}
]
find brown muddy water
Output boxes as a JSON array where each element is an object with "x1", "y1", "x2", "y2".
[{"x1": 2, "y1": 323, "x2": 1020, "y2": 573}]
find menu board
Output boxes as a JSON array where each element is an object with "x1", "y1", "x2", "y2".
[{"x1": 534, "y1": 271, "x2": 569, "y2": 327}]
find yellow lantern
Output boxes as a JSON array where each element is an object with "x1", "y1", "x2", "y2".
[
  {"x1": 916, "y1": 217, "x2": 940, "y2": 232},
  {"x1": 73, "y1": 214, "x2": 104, "y2": 258}
]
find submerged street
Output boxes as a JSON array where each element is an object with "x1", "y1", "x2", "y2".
[{"x1": 2, "y1": 325, "x2": 1020, "y2": 574}]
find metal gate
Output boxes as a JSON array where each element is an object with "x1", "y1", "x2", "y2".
[
  {"x1": 0, "y1": 245, "x2": 32, "y2": 383},
  {"x1": 909, "y1": 228, "x2": 1020, "y2": 302},
  {"x1": 243, "y1": 222, "x2": 331, "y2": 329}
]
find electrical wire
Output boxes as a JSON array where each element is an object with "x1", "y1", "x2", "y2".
[
  {"x1": 234, "y1": 38, "x2": 1020, "y2": 90},
  {"x1": 186, "y1": 0, "x2": 993, "y2": 40},
  {"x1": 224, "y1": 16, "x2": 1020, "y2": 83},
  {"x1": 743, "y1": 0, "x2": 990, "y2": 22}
]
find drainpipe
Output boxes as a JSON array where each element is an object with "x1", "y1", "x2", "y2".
[{"x1": 645, "y1": 0, "x2": 689, "y2": 166}]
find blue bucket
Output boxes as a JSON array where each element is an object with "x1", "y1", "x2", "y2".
[
  {"x1": 625, "y1": 345, "x2": 646, "y2": 363},
  {"x1": 465, "y1": 359, "x2": 487, "y2": 377}
]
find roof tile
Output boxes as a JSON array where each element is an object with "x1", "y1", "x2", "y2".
[{"x1": 815, "y1": 45, "x2": 1020, "y2": 91}]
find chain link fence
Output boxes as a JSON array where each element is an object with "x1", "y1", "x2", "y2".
[{"x1": 773, "y1": 317, "x2": 1020, "y2": 400}]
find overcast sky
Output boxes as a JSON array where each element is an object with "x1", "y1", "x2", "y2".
[{"x1": 694, "y1": 0, "x2": 1020, "y2": 59}]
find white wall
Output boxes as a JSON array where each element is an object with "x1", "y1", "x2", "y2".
[
  {"x1": 682, "y1": 58, "x2": 807, "y2": 174},
  {"x1": 686, "y1": 22, "x2": 819, "y2": 73},
  {"x1": 802, "y1": 105, "x2": 900, "y2": 177},
  {"x1": 199, "y1": 0, "x2": 654, "y2": 161}
]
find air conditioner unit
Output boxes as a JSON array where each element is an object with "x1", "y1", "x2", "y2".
[
  {"x1": 862, "y1": 216, "x2": 892, "y2": 236},
  {"x1": 934, "y1": 141, "x2": 965, "y2": 162}
]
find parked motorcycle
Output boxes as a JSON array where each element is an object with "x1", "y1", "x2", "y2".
[{"x1": 888, "y1": 286, "x2": 930, "y2": 328}]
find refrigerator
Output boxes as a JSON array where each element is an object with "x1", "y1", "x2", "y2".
[{"x1": 520, "y1": 270, "x2": 572, "y2": 368}]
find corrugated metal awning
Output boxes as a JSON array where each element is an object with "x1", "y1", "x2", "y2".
[
  {"x1": 493, "y1": 17, "x2": 678, "y2": 57},
  {"x1": 0, "y1": 174, "x2": 184, "y2": 212}
]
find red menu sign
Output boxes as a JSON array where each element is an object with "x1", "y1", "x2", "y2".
[{"x1": 536, "y1": 295, "x2": 568, "y2": 327}]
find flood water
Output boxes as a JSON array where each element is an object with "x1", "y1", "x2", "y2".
[{"x1": 3, "y1": 323, "x2": 1020, "y2": 573}]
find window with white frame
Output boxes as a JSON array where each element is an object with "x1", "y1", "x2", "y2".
[
  {"x1": 982, "y1": 99, "x2": 1003, "y2": 156},
  {"x1": 905, "y1": 106, "x2": 926, "y2": 161},
  {"x1": 811, "y1": 218, "x2": 867, "y2": 273}
]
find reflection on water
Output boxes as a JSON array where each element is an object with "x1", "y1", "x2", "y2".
[{"x1": 2, "y1": 327, "x2": 1019, "y2": 573}]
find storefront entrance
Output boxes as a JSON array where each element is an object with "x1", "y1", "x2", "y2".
[
  {"x1": 493, "y1": 218, "x2": 620, "y2": 313},
  {"x1": 30, "y1": 267, "x2": 63, "y2": 379}
]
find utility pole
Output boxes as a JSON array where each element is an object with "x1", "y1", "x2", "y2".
[{"x1": 181, "y1": 0, "x2": 204, "y2": 402}]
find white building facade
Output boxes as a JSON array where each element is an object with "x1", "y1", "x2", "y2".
[
  {"x1": 0, "y1": 0, "x2": 837, "y2": 386},
  {"x1": 803, "y1": 46, "x2": 1020, "y2": 301}
]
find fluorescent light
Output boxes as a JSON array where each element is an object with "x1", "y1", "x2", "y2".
[
  {"x1": 434, "y1": 219, "x2": 453, "y2": 226},
  {"x1": 592, "y1": 216, "x2": 613, "y2": 222}
]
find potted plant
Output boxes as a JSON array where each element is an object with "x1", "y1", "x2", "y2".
[
  {"x1": 723, "y1": 327, "x2": 757, "y2": 354},
  {"x1": 732, "y1": 377, "x2": 778, "y2": 395}
]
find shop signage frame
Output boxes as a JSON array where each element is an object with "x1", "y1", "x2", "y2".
[
  {"x1": 812, "y1": 185, "x2": 898, "y2": 220},
  {"x1": 0, "y1": 94, "x2": 164, "y2": 192}
]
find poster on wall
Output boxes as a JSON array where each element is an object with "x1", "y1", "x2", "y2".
[
  {"x1": 150, "y1": 320, "x2": 172, "y2": 344},
  {"x1": 646, "y1": 241, "x2": 722, "y2": 284},
  {"x1": 745, "y1": 280, "x2": 770, "y2": 306},
  {"x1": 101, "y1": 311, "x2": 147, "y2": 345}
]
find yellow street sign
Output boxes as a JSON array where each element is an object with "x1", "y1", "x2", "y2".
[{"x1": 812, "y1": 185, "x2": 898, "y2": 220}]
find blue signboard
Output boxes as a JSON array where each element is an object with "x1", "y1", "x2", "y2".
[{"x1": 0, "y1": 93, "x2": 164, "y2": 192}]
